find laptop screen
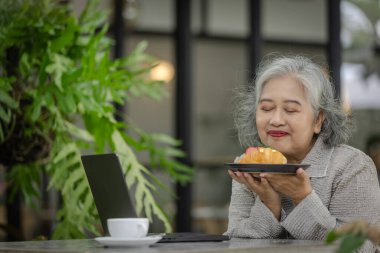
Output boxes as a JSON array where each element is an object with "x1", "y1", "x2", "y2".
[{"x1": 81, "y1": 153, "x2": 137, "y2": 235}]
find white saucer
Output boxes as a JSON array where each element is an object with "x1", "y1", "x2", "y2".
[{"x1": 95, "y1": 235, "x2": 162, "y2": 247}]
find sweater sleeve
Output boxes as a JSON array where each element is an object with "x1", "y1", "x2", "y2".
[
  {"x1": 281, "y1": 154, "x2": 380, "y2": 252},
  {"x1": 281, "y1": 190, "x2": 335, "y2": 238},
  {"x1": 225, "y1": 180, "x2": 286, "y2": 239}
]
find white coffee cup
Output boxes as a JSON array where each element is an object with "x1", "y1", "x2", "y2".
[{"x1": 107, "y1": 218, "x2": 149, "y2": 239}]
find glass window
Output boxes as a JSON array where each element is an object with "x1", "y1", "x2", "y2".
[{"x1": 341, "y1": 0, "x2": 380, "y2": 181}]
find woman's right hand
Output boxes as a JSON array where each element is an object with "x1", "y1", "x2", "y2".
[{"x1": 228, "y1": 170, "x2": 282, "y2": 220}]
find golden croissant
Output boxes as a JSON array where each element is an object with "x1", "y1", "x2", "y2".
[{"x1": 238, "y1": 147, "x2": 287, "y2": 164}]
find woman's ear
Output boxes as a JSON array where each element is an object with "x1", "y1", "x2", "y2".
[{"x1": 314, "y1": 111, "x2": 325, "y2": 134}]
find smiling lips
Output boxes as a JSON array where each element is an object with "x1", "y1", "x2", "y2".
[{"x1": 268, "y1": 130, "x2": 289, "y2": 137}]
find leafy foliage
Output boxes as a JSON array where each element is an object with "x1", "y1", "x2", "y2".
[
  {"x1": 326, "y1": 230, "x2": 367, "y2": 253},
  {"x1": 0, "y1": 0, "x2": 192, "y2": 239},
  {"x1": 325, "y1": 220, "x2": 380, "y2": 253}
]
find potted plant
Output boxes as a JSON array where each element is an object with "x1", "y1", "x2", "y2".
[{"x1": 0, "y1": 0, "x2": 192, "y2": 239}]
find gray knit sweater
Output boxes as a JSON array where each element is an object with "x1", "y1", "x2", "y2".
[{"x1": 226, "y1": 137, "x2": 380, "y2": 252}]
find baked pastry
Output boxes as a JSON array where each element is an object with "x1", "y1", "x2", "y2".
[{"x1": 238, "y1": 147, "x2": 287, "y2": 164}]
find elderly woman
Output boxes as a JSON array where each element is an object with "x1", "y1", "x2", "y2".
[{"x1": 226, "y1": 56, "x2": 380, "y2": 252}]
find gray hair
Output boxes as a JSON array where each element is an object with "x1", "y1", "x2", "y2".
[{"x1": 233, "y1": 55, "x2": 352, "y2": 148}]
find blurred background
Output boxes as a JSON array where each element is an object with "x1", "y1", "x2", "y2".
[{"x1": 1, "y1": 0, "x2": 380, "y2": 241}]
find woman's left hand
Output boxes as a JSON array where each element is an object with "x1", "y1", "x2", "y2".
[{"x1": 260, "y1": 168, "x2": 312, "y2": 205}]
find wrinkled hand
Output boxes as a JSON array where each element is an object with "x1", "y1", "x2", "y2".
[
  {"x1": 260, "y1": 168, "x2": 312, "y2": 205},
  {"x1": 228, "y1": 170, "x2": 281, "y2": 220}
]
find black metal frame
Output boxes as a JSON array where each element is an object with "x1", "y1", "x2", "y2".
[
  {"x1": 113, "y1": 0, "x2": 126, "y2": 121},
  {"x1": 174, "y1": 0, "x2": 193, "y2": 232},
  {"x1": 248, "y1": 0, "x2": 262, "y2": 75},
  {"x1": 327, "y1": 0, "x2": 342, "y2": 98}
]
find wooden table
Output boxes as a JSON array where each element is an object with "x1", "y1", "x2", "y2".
[{"x1": 0, "y1": 238, "x2": 337, "y2": 253}]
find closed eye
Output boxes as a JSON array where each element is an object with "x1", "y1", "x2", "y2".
[
  {"x1": 261, "y1": 107, "x2": 273, "y2": 112},
  {"x1": 285, "y1": 108, "x2": 299, "y2": 113}
]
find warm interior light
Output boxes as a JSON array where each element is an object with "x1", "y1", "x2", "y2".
[{"x1": 150, "y1": 60, "x2": 175, "y2": 83}]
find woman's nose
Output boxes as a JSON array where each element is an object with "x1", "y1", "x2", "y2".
[{"x1": 269, "y1": 110, "x2": 285, "y2": 126}]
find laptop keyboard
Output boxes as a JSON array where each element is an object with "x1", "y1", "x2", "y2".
[{"x1": 157, "y1": 233, "x2": 229, "y2": 243}]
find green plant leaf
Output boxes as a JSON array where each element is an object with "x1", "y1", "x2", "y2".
[
  {"x1": 0, "y1": 76, "x2": 15, "y2": 90},
  {"x1": 0, "y1": 90, "x2": 18, "y2": 109},
  {"x1": 0, "y1": 106, "x2": 11, "y2": 123},
  {"x1": 45, "y1": 53, "x2": 73, "y2": 90},
  {"x1": 336, "y1": 234, "x2": 367, "y2": 253},
  {"x1": 62, "y1": 168, "x2": 85, "y2": 195},
  {"x1": 326, "y1": 230, "x2": 338, "y2": 244},
  {"x1": 19, "y1": 53, "x2": 32, "y2": 77},
  {"x1": 151, "y1": 133, "x2": 182, "y2": 146},
  {"x1": 112, "y1": 129, "x2": 173, "y2": 232},
  {"x1": 64, "y1": 121, "x2": 94, "y2": 141},
  {"x1": 38, "y1": 53, "x2": 50, "y2": 86},
  {"x1": 29, "y1": 98, "x2": 43, "y2": 122},
  {"x1": 50, "y1": 17, "x2": 76, "y2": 53},
  {"x1": 78, "y1": 0, "x2": 108, "y2": 34},
  {"x1": 7, "y1": 164, "x2": 42, "y2": 208}
]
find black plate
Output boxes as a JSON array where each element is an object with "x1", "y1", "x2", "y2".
[{"x1": 225, "y1": 163, "x2": 310, "y2": 174}]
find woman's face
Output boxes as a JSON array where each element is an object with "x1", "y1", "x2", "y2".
[{"x1": 256, "y1": 75, "x2": 324, "y2": 163}]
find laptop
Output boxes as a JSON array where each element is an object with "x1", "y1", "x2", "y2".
[{"x1": 81, "y1": 153, "x2": 229, "y2": 243}]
